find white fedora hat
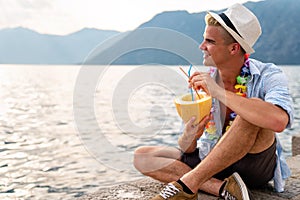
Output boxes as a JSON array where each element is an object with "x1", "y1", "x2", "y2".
[{"x1": 208, "y1": 3, "x2": 261, "y2": 54}]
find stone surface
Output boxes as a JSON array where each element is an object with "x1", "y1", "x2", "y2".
[
  {"x1": 292, "y1": 135, "x2": 300, "y2": 156},
  {"x1": 78, "y1": 155, "x2": 300, "y2": 200}
]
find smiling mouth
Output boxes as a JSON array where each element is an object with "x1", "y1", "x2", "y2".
[{"x1": 202, "y1": 51, "x2": 210, "y2": 58}]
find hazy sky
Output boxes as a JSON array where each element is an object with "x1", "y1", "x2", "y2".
[{"x1": 0, "y1": 0, "x2": 262, "y2": 35}]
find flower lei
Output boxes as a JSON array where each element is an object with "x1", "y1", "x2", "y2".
[
  {"x1": 225, "y1": 54, "x2": 251, "y2": 131},
  {"x1": 205, "y1": 54, "x2": 251, "y2": 135}
]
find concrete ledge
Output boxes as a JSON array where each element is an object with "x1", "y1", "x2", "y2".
[{"x1": 78, "y1": 155, "x2": 300, "y2": 200}]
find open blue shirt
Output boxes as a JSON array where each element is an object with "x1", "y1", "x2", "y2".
[{"x1": 198, "y1": 58, "x2": 294, "y2": 192}]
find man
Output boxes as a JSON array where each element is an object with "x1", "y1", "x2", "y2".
[{"x1": 134, "y1": 3, "x2": 294, "y2": 200}]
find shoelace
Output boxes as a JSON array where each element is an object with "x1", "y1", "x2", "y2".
[
  {"x1": 221, "y1": 190, "x2": 237, "y2": 200},
  {"x1": 159, "y1": 183, "x2": 180, "y2": 199}
]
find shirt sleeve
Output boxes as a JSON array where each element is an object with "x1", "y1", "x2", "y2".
[{"x1": 263, "y1": 68, "x2": 294, "y2": 128}]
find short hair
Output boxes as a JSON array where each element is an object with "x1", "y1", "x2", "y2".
[{"x1": 205, "y1": 13, "x2": 236, "y2": 45}]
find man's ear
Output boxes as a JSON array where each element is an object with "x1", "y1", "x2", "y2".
[{"x1": 229, "y1": 43, "x2": 241, "y2": 55}]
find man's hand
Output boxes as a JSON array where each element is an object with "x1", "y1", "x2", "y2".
[
  {"x1": 188, "y1": 71, "x2": 221, "y2": 97},
  {"x1": 184, "y1": 115, "x2": 210, "y2": 139},
  {"x1": 179, "y1": 114, "x2": 211, "y2": 153}
]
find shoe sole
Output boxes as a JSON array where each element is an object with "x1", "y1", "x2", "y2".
[{"x1": 232, "y1": 172, "x2": 250, "y2": 200}]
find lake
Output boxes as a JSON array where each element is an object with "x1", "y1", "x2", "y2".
[{"x1": 0, "y1": 65, "x2": 299, "y2": 199}]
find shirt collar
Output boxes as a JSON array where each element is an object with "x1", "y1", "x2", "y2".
[{"x1": 249, "y1": 58, "x2": 261, "y2": 76}]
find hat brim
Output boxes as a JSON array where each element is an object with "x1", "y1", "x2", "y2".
[{"x1": 208, "y1": 11, "x2": 254, "y2": 54}]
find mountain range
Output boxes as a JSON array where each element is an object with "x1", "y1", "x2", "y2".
[
  {"x1": 0, "y1": 27, "x2": 119, "y2": 64},
  {"x1": 1, "y1": 0, "x2": 299, "y2": 65}
]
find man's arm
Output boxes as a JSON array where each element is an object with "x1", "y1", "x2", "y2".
[
  {"x1": 219, "y1": 92, "x2": 289, "y2": 132},
  {"x1": 190, "y1": 72, "x2": 290, "y2": 132}
]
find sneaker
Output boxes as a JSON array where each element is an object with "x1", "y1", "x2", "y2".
[
  {"x1": 221, "y1": 172, "x2": 254, "y2": 200},
  {"x1": 151, "y1": 181, "x2": 198, "y2": 200}
]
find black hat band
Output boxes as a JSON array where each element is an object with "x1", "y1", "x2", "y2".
[{"x1": 219, "y1": 13, "x2": 242, "y2": 38}]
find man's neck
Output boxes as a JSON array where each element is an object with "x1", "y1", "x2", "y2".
[{"x1": 218, "y1": 59, "x2": 245, "y2": 90}]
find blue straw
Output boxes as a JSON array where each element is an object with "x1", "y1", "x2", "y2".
[{"x1": 188, "y1": 64, "x2": 194, "y2": 101}]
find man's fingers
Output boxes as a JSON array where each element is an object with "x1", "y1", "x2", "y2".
[
  {"x1": 186, "y1": 116, "x2": 196, "y2": 127},
  {"x1": 191, "y1": 82, "x2": 210, "y2": 96},
  {"x1": 199, "y1": 115, "x2": 211, "y2": 127}
]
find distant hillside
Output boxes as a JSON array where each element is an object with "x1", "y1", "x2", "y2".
[
  {"x1": 87, "y1": 0, "x2": 300, "y2": 65},
  {"x1": 245, "y1": 0, "x2": 300, "y2": 64},
  {"x1": 1, "y1": 0, "x2": 299, "y2": 65},
  {"x1": 0, "y1": 27, "x2": 119, "y2": 64}
]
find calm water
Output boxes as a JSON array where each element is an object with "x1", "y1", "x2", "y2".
[{"x1": 0, "y1": 65, "x2": 299, "y2": 200}]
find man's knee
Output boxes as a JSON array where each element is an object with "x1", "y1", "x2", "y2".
[
  {"x1": 231, "y1": 115, "x2": 261, "y2": 135},
  {"x1": 133, "y1": 146, "x2": 159, "y2": 172},
  {"x1": 134, "y1": 146, "x2": 150, "y2": 155},
  {"x1": 133, "y1": 146, "x2": 149, "y2": 171},
  {"x1": 225, "y1": 115, "x2": 262, "y2": 150},
  {"x1": 133, "y1": 146, "x2": 181, "y2": 173}
]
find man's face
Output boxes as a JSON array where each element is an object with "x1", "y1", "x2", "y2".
[{"x1": 199, "y1": 25, "x2": 231, "y2": 67}]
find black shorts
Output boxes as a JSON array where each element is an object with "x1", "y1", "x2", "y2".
[{"x1": 180, "y1": 140, "x2": 277, "y2": 188}]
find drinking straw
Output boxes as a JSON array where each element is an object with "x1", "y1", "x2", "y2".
[
  {"x1": 179, "y1": 66, "x2": 189, "y2": 78},
  {"x1": 179, "y1": 66, "x2": 201, "y2": 100},
  {"x1": 188, "y1": 64, "x2": 194, "y2": 101}
]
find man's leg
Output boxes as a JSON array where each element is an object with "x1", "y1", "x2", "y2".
[
  {"x1": 134, "y1": 146, "x2": 223, "y2": 196},
  {"x1": 133, "y1": 146, "x2": 187, "y2": 181},
  {"x1": 134, "y1": 115, "x2": 274, "y2": 196},
  {"x1": 180, "y1": 115, "x2": 274, "y2": 193}
]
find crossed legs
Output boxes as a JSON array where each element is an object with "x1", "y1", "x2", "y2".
[
  {"x1": 133, "y1": 145, "x2": 223, "y2": 196},
  {"x1": 133, "y1": 115, "x2": 275, "y2": 196}
]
